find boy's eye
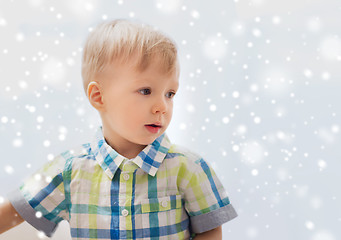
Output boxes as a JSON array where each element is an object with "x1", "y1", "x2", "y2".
[
  {"x1": 166, "y1": 91, "x2": 176, "y2": 99},
  {"x1": 138, "y1": 88, "x2": 151, "y2": 95}
]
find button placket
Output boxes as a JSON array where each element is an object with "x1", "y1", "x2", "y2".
[{"x1": 120, "y1": 160, "x2": 137, "y2": 229}]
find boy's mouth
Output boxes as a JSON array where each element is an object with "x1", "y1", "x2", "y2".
[
  {"x1": 145, "y1": 124, "x2": 161, "y2": 127},
  {"x1": 145, "y1": 123, "x2": 162, "y2": 133}
]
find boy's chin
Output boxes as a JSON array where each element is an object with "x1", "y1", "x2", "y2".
[{"x1": 137, "y1": 135, "x2": 162, "y2": 145}]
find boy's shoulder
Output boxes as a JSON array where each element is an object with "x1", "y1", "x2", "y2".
[
  {"x1": 49, "y1": 142, "x2": 93, "y2": 169},
  {"x1": 167, "y1": 143, "x2": 206, "y2": 168},
  {"x1": 58, "y1": 142, "x2": 92, "y2": 160}
]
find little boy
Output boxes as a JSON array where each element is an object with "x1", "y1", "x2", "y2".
[{"x1": 0, "y1": 19, "x2": 237, "y2": 239}]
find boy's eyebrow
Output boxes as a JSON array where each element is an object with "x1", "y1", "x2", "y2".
[
  {"x1": 133, "y1": 78, "x2": 179, "y2": 90},
  {"x1": 133, "y1": 78, "x2": 149, "y2": 83}
]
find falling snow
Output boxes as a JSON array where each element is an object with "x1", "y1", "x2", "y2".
[{"x1": 0, "y1": 1, "x2": 340, "y2": 240}]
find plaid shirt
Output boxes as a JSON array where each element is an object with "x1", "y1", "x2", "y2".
[{"x1": 8, "y1": 126, "x2": 237, "y2": 239}]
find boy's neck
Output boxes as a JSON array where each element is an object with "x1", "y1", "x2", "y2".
[
  {"x1": 115, "y1": 144, "x2": 146, "y2": 159},
  {"x1": 102, "y1": 128, "x2": 147, "y2": 159}
]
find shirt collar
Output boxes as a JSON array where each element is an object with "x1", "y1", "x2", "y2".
[{"x1": 90, "y1": 126, "x2": 172, "y2": 178}]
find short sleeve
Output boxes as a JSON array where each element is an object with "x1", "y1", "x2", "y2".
[
  {"x1": 182, "y1": 157, "x2": 237, "y2": 234},
  {"x1": 7, "y1": 154, "x2": 69, "y2": 237}
]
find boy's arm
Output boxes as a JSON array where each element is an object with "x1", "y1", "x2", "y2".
[
  {"x1": 0, "y1": 199, "x2": 24, "y2": 234},
  {"x1": 193, "y1": 226, "x2": 222, "y2": 240}
]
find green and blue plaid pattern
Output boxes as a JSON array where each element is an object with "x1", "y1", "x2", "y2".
[{"x1": 8, "y1": 126, "x2": 237, "y2": 239}]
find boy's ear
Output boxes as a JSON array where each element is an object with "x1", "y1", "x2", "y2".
[{"x1": 87, "y1": 81, "x2": 104, "y2": 111}]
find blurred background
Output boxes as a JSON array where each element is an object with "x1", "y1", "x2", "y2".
[{"x1": 1, "y1": 0, "x2": 340, "y2": 239}]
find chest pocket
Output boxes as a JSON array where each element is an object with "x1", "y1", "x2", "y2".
[{"x1": 141, "y1": 195, "x2": 189, "y2": 238}]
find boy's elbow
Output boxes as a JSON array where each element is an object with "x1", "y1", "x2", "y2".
[
  {"x1": 0, "y1": 199, "x2": 24, "y2": 234},
  {"x1": 193, "y1": 226, "x2": 222, "y2": 240}
]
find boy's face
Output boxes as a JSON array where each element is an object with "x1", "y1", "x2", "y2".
[{"x1": 94, "y1": 57, "x2": 179, "y2": 155}]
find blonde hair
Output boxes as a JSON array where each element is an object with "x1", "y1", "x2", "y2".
[{"x1": 81, "y1": 19, "x2": 178, "y2": 93}]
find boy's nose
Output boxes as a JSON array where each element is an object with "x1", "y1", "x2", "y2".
[{"x1": 152, "y1": 98, "x2": 167, "y2": 114}]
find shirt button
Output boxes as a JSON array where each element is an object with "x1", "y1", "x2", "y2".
[
  {"x1": 161, "y1": 200, "x2": 168, "y2": 208},
  {"x1": 122, "y1": 209, "x2": 129, "y2": 217},
  {"x1": 123, "y1": 174, "x2": 130, "y2": 181}
]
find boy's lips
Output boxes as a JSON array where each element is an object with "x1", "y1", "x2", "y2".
[
  {"x1": 145, "y1": 123, "x2": 162, "y2": 133},
  {"x1": 145, "y1": 122, "x2": 162, "y2": 128}
]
